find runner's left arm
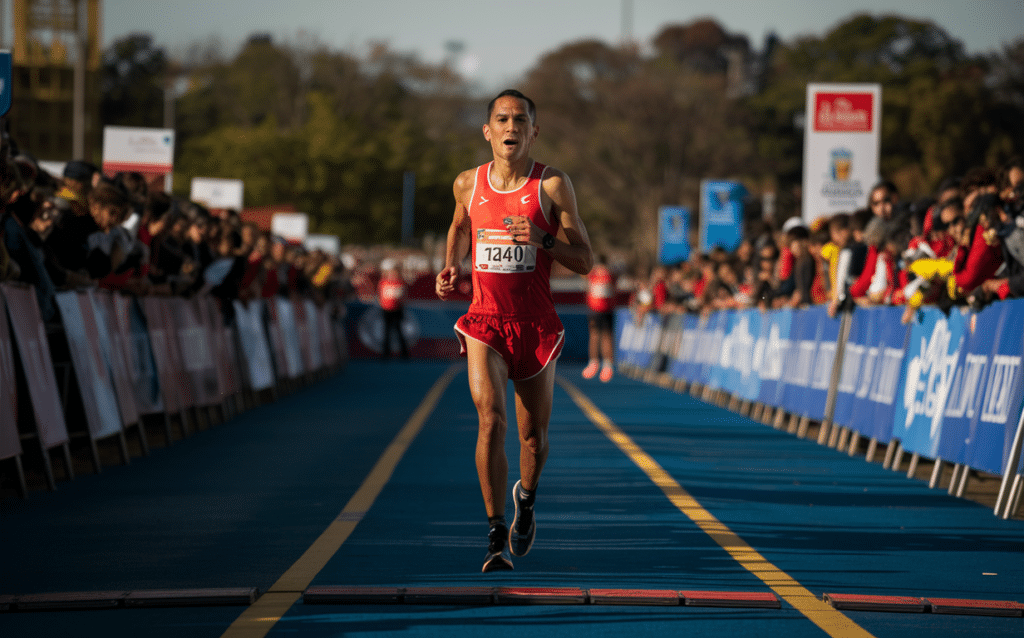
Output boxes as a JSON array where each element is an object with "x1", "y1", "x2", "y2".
[{"x1": 507, "y1": 169, "x2": 594, "y2": 275}]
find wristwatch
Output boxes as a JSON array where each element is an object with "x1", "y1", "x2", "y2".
[{"x1": 542, "y1": 232, "x2": 555, "y2": 250}]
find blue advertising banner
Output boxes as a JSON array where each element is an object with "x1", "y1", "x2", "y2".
[
  {"x1": 845, "y1": 306, "x2": 910, "y2": 443},
  {"x1": 658, "y1": 206, "x2": 691, "y2": 265},
  {"x1": 721, "y1": 309, "x2": 762, "y2": 401},
  {"x1": 893, "y1": 307, "x2": 968, "y2": 457},
  {"x1": 757, "y1": 308, "x2": 792, "y2": 408},
  {"x1": 782, "y1": 306, "x2": 841, "y2": 420},
  {"x1": 933, "y1": 301, "x2": 1024, "y2": 475},
  {"x1": 699, "y1": 180, "x2": 746, "y2": 253},
  {"x1": 668, "y1": 312, "x2": 701, "y2": 383}
]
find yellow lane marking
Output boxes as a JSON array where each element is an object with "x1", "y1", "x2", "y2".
[
  {"x1": 221, "y1": 364, "x2": 462, "y2": 638},
  {"x1": 557, "y1": 377, "x2": 876, "y2": 638}
]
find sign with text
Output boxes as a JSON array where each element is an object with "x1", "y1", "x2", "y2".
[
  {"x1": 801, "y1": 83, "x2": 881, "y2": 222},
  {"x1": 658, "y1": 206, "x2": 691, "y2": 265},
  {"x1": 102, "y1": 126, "x2": 175, "y2": 191},
  {"x1": 191, "y1": 177, "x2": 244, "y2": 211},
  {"x1": 699, "y1": 181, "x2": 745, "y2": 253}
]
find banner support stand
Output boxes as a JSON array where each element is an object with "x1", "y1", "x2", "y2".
[
  {"x1": 995, "y1": 405, "x2": 1024, "y2": 516},
  {"x1": 929, "y1": 459, "x2": 945, "y2": 489}
]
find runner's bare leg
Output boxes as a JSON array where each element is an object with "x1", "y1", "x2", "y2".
[
  {"x1": 467, "y1": 339, "x2": 510, "y2": 518},
  {"x1": 512, "y1": 360, "x2": 555, "y2": 492}
]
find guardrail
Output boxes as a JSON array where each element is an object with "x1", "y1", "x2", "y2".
[
  {"x1": 615, "y1": 302, "x2": 1024, "y2": 519},
  {"x1": 0, "y1": 282, "x2": 347, "y2": 498}
]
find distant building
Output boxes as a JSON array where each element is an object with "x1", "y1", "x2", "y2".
[{"x1": 8, "y1": 0, "x2": 102, "y2": 162}]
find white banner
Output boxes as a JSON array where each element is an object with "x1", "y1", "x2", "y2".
[
  {"x1": 102, "y1": 126, "x2": 175, "y2": 174},
  {"x1": 191, "y1": 177, "x2": 244, "y2": 210},
  {"x1": 801, "y1": 83, "x2": 881, "y2": 222}
]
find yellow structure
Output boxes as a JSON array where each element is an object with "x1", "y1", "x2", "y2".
[{"x1": 8, "y1": 0, "x2": 102, "y2": 162}]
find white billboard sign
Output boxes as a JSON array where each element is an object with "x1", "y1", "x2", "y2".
[
  {"x1": 801, "y1": 83, "x2": 881, "y2": 223},
  {"x1": 191, "y1": 177, "x2": 244, "y2": 210},
  {"x1": 271, "y1": 212, "x2": 309, "y2": 242},
  {"x1": 102, "y1": 126, "x2": 175, "y2": 174}
]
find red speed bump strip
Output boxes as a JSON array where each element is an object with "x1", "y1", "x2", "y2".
[
  {"x1": 925, "y1": 598, "x2": 1024, "y2": 617},
  {"x1": 588, "y1": 589, "x2": 680, "y2": 605},
  {"x1": 823, "y1": 593, "x2": 928, "y2": 613},
  {"x1": 681, "y1": 591, "x2": 781, "y2": 609},
  {"x1": 494, "y1": 587, "x2": 587, "y2": 605}
]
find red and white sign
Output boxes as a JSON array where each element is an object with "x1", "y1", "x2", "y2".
[
  {"x1": 813, "y1": 92, "x2": 874, "y2": 132},
  {"x1": 102, "y1": 126, "x2": 175, "y2": 191},
  {"x1": 802, "y1": 83, "x2": 881, "y2": 222}
]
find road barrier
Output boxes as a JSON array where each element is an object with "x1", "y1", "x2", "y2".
[
  {"x1": 616, "y1": 302, "x2": 1024, "y2": 519},
  {"x1": 0, "y1": 283, "x2": 347, "y2": 498}
]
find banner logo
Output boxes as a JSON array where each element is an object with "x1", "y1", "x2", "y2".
[{"x1": 814, "y1": 93, "x2": 874, "y2": 132}]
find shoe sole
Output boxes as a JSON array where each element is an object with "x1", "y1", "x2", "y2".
[
  {"x1": 482, "y1": 552, "x2": 514, "y2": 572},
  {"x1": 509, "y1": 480, "x2": 536, "y2": 557}
]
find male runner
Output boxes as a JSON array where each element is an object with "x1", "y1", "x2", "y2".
[
  {"x1": 436, "y1": 89, "x2": 594, "y2": 572},
  {"x1": 582, "y1": 255, "x2": 616, "y2": 382}
]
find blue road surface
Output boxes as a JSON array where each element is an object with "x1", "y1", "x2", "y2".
[{"x1": 1, "y1": 359, "x2": 1022, "y2": 637}]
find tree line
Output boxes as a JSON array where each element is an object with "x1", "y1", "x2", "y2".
[{"x1": 101, "y1": 14, "x2": 1024, "y2": 263}]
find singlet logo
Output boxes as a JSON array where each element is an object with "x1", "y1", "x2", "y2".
[
  {"x1": 521, "y1": 194, "x2": 531, "y2": 205},
  {"x1": 478, "y1": 195, "x2": 489, "y2": 206}
]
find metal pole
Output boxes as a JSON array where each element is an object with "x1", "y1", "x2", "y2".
[{"x1": 994, "y1": 404, "x2": 1024, "y2": 516}]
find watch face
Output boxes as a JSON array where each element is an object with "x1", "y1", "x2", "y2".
[{"x1": 543, "y1": 233, "x2": 555, "y2": 249}]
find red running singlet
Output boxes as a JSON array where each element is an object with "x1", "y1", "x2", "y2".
[{"x1": 466, "y1": 160, "x2": 559, "y2": 318}]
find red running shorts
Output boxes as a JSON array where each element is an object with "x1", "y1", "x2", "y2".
[{"x1": 455, "y1": 312, "x2": 565, "y2": 381}]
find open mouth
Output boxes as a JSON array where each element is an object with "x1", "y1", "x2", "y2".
[{"x1": 503, "y1": 139, "x2": 518, "y2": 147}]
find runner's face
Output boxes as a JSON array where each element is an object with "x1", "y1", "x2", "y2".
[{"x1": 484, "y1": 96, "x2": 537, "y2": 162}]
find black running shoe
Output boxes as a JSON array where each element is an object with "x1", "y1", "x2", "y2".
[
  {"x1": 482, "y1": 522, "x2": 513, "y2": 572},
  {"x1": 509, "y1": 480, "x2": 536, "y2": 557}
]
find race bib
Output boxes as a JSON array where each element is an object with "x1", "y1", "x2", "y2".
[{"x1": 475, "y1": 229, "x2": 537, "y2": 273}]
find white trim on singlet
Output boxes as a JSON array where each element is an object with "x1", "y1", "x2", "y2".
[{"x1": 485, "y1": 160, "x2": 536, "y2": 194}]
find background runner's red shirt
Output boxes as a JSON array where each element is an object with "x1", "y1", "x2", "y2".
[
  {"x1": 586, "y1": 265, "x2": 615, "y2": 313},
  {"x1": 467, "y1": 161, "x2": 559, "y2": 318},
  {"x1": 378, "y1": 277, "x2": 405, "y2": 311}
]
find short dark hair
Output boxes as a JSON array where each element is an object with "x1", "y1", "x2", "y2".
[{"x1": 487, "y1": 89, "x2": 536, "y2": 125}]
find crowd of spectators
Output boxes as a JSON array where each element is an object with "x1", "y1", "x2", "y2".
[
  {"x1": 0, "y1": 149, "x2": 349, "y2": 327},
  {"x1": 632, "y1": 159, "x2": 1024, "y2": 324}
]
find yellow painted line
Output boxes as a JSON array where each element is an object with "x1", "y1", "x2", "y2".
[
  {"x1": 557, "y1": 377, "x2": 876, "y2": 638},
  {"x1": 221, "y1": 364, "x2": 462, "y2": 638}
]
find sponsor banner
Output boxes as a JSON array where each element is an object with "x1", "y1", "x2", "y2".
[
  {"x1": 190, "y1": 177, "x2": 244, "y2": 211},
  {"x1": 0, "y1": 291, "x2": 21, "y2": 460},
  {"x1": 667, "y1": 312, "x2": 700, "y2": 384},
  {"x1": 721, "y1": 308, "x2": 763, "y2": 402},
  {"x1": 232, "y1": 299, "x2": 275, "y2": 391},
  {"x1": 699, "y1": 181, "x2": 746, "y2": 253},
  {"x1": 303, "y1": 299, "x2": 323, "y2": 371},
  {"x1": 700, "y1": 311, "x2": 730, "y2": 389},
  {"x1": 893, "y1": 307, "x2": 968, "y2": 457},
  {"x1": 317, "y1": 304, "x2": 338, "y2": 369},
  {"x1": 91, "y1": 291, "x2": 140, "y2": 427},
  {"x1": 928, "y1": 302, "x2": 1024, "y2": 475},
  {"x1": 658, "y1": 206, "x2": 691, "y2": 265},
  {"x1": 293, "y1": 298, "x2": 315, "y2": 373},
  {"x1": 802, "y1": 83, "x2": 881, "y2": 222},
  {"x1": 756, "y1": 309, "x2": 793, "y2": 408},
  {"x1": 170, "y1": 298, "x2": 220, "y2": 406},
  {"x1": 197, "y1": 297, "x2": 237, "y2": 399},
  {"x1": 141, "y1": 297, "x2": 186, "y2": 412},
  {"x1": 615, "y1": 310, "x2": 661, "y2": 370},
  {"x1": 1, "y1": 284, "x2": 68, "y2": 448},
  {"x1": 119, "y1": 296, "x2": 163, "y2": 415},
  {"x1": 781, "y1": 307, "x2": 841, "y2": 420},
  {"x1": 839, "y1": 306, "x2": 909, "y2": 443},
  {"x1": 55, "y1": 291, "x2": 123, "y2": 440},
  {"x1": 275, "y1": 297, "x2": 305, "y2": 378}
]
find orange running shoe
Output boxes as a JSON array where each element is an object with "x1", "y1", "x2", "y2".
[
  {"x1": 599, "y1": 365, "x2": 614, "y2": 382},
  {"x1": 582, "y1": 360, "x2": 599, "y2": 379}
]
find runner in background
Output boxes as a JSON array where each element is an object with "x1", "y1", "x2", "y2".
[
  {"x1": 583, "y1": 254, "x2": 616, "y2": 382},
  {"x1": 378, "y1": 258, "x2": 409, "y2": 359},
  {"x1": 436, "y1": 89, "x2": 594, "y2": 572}
]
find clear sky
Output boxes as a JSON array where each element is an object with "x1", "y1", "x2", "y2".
[{"x1": 95, "y1": 0, "x2": 1024, "y2": 92}]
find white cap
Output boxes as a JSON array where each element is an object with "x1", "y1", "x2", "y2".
[
  {"x1": 380, "y1": 258, "x2": 397, "y2": 271},
  {"x1": 782, "y1": 216, "x2": 807, "y2": 233}
]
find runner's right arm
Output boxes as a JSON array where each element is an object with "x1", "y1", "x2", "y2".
[{"x1": 436, "y1": 170, "x2": 474, "y2": 300}]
